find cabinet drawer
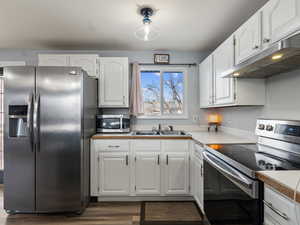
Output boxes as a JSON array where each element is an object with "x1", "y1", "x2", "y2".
[
  {"x1": 264, "y1": 185, "x2": 296, "y2": 225},
  {"x1": 162, "y1": 140, "x2": 189, "y2": 152},
  {"x1": 94, "y1": 140, "x2": 130, "y2": 152},
  {"x1": 132, "y1": 140, "x2": 161, "y2": 152}
]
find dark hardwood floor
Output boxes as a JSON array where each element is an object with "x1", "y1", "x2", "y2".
[{"x1": 0, "y1": 186, "x2": 140, "y2": 225}]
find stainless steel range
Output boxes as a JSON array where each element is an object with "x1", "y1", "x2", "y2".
[{"x1": 203, "y1": 119, "x2": 300, "y2": 225}]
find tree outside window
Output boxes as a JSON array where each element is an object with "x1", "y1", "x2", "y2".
[{"x1": 140, "y1": 68, "x2": 186, "y2": 117}]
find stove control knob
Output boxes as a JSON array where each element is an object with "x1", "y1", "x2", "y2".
[
  {"x1": 266, "y1": 125, "x2": 274, "y2": 131},
  {"x1": 258, "y1": 124, "x2": 265, "y2": 130},
  {"x1": 258, "y1": 160, "x2": 265, "y2": 166},
  {"x1": 266, "y1": 163, "x2": 275, "y2": 170}
]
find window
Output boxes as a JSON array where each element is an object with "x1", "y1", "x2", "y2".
[{"x1": 140, "y1": 67, "x2": 187, "y2": 118}]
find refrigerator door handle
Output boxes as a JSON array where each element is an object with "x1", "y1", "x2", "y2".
[
  {"x1": 27, "y1": 93, "x2": 34, "y2": 151},
  {"x1": 33, "y1": 93, "x2": 40, "y2": 151}
]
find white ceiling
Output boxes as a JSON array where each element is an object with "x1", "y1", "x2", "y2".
[{"x1": 0, "y1": 0, "x2": 268, "y2": 51}]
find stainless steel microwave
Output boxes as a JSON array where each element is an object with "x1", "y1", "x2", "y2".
[{"x1": 96, "y1": 115, "x2": 131, "y2": 133}]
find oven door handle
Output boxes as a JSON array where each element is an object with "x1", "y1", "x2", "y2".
[{"x1": 203, "y1": 151, "x2": 253, "y2": 189}]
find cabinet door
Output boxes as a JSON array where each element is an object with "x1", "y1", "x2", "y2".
[
  {"x1": 135, "y1": 153, "x2": 160, "y2": 195},
  {"x1": 164, "y1": 153, "x2": 189, "y2": 195},
  {"x1": 99, "y1": 57, "x2": 129, "y2": 107},
  {"x1": 38, "y1": 54, "x2": 69, "y2": 66},
  {"x1": 235, "y1": 12, "x2": 261, "y2": 64},
  {"x1": 194, "y1": 157, "x2": 204, "y2": 211},
  {"x1": 199, "y1": 55, "x2": 213, "y2": 108},
  {"x1": 213, "y1": 36, "x2": 235, "y2": 105},
  {"x1": 99, "y1": 152, "x2": 130, "y2": 196},
  {"x1": 262, "y1": 0, "x2": 300, "y2": 47},
  {"x1": 69, "y1": 55, "x2": 99, "y2": 77}
]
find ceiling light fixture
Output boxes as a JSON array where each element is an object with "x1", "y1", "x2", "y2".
[
  {"x1": 135, "y1": 7, "x2": 159, "y2": 41},
  {"x1": 272, "y1": 54, "x2": 283, "y2": 60},
  {"x1": 233, "y1": 72, "x2": 240, "y2": 77}
]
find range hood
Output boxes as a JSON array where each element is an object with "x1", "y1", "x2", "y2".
[{"x1": 223, "y1": 32, "x2": 300, "y2": 78}]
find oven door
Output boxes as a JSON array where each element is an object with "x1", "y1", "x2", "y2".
[{"x1": 203, "y1": 151, "x2": 263, "y2": 225}]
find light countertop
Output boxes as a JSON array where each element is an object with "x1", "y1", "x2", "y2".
[
  {"x1": 189, "y1": 131, "x2": 256, "y2": 145},
  {"x1": 92, "y1": 130, "x2": 256, "y2": 145},
  {"x1": 257, "y1": 171, "x2": 300, "y2": 203}
]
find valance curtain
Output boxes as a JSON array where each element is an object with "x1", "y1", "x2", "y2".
[{"x1": 130, "y1": 62, "x2": 144, "y2": 116}]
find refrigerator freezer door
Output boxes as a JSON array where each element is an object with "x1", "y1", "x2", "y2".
[
  {"x1": 4, "y1": 66, "x2": 36, "y2": 212},
  {"x1": 35, "y1": 67, "x2": 83, "y2": 212}
]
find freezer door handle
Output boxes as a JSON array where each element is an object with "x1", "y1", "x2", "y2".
[
  {"x1": 33, "y1": 93, "x2": 40, "y2": 151},
  {"x1": 27, "y1": 93, "x2": 34, "y2": 151}
]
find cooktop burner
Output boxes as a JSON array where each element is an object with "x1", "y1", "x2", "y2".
[{"x1": 206, "y1": 144, "x2": 300, "y2": 175}]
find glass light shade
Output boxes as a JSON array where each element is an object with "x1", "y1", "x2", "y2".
[
  {"x1": 135, "y1": 23, "x2": 159, "y2": 41},
  {"x1": 208, "y1": 113, "x2": 222, "y2": 124},
  {"x1": 208, "y1": 144, "x2": 223, "y2": 150}
]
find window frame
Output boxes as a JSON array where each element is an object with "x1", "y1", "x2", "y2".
[{"x1": 138, "y1": 66, "x2": 188, "y2": 119}]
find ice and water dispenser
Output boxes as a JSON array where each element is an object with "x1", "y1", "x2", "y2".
[{"x1": 8, "y1": 105, "x2": 28, "y2": 137}]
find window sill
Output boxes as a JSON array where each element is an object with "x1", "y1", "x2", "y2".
[{"x1": 136, "y1": 115, "x2": 189, "y2": 120}]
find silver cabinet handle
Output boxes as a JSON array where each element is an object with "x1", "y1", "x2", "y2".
[
  {"x1": 263, "y1": 200, "x2": 289, "y2": 221},
  {"x1": 263, "y1": 38, "x2": 270, "y2": 43},
  {"x1": 69, "y1": 70, "x2": 77, "y2": 75},
  {"x1": 33, "y1": 93, "x2": 40, "y2": 151},
  {"x1": 166, "y1": 155, "x2": 169, "y2": 165},
  {"x1": 108, "y1": 145, "x2": 120, "y2": 148},
  {"x1": 126, "y1": 155, "x2": 129, "y2": 166},
  {"x1": 200, "y1": 164, "x2": 203, "y2": 177},
  {"x1": 123, "y1": 96, "x2": 125, "y2": 105},
  {"x1": 27, "y1": 93, "x2": 34, "y2": 151},
  {"x1": 157, "y1": 155, "x2": 160, "y2": 165}
]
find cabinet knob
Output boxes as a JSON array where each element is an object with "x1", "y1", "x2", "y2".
[
  {"x1": 263, "y1": 38, "x2": 270, "y2": 43},
  {"x1": 253, "y1": 45, "x2": 259, "y2": 50}
]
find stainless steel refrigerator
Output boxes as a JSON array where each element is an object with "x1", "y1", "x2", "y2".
[{"x1": 3, "y1": 66, "x2": 97, "y2": 214}]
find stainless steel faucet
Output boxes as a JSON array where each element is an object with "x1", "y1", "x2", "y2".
[
  {"x1": 158, "y1": 123, "x2": 162, "y2": 132},
  {"x1": 168, "y1": 125, "x2": 174, "y2": 131}
]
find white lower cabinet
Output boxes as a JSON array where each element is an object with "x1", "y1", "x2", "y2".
[
  {"x1": 264, "y1": 185, "x2": 297, "y2": 225},
  {"x1": 164, "y1": 153, "x2": 189, "y2": 195},
  {"x1": 134, "y1": 152, "x2": 161, "y2": 195},
  {"x1": 193, "y1": 144, "x2": 204, "y2": 211},
  {"x1": 98, "y1": 152, "x2": 130, "y2": 196},
  {"x1": 91, "y1": 139, "x2": 191, "y2": 198}
]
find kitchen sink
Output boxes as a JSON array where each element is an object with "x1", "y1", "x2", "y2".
[
  {"x1": 160, "y1": 130, "x2": 187, "y2": 136},
  {"x1": 133, "y1": 130, "x2": 188, "y2": 136},
  {"x1": 133, "y1": 130, "x2": 160, "y2": 135}
]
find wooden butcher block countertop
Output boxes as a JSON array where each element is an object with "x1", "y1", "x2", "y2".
[{"x1": 257, "y1": 170, "x2": 300, "y2": 203}]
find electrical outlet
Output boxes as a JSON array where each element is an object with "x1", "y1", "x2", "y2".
[{"x1": 193, "y1": 115, "x2": 199, "y2": 121}]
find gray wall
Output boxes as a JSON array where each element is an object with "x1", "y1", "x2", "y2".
[
  {"x1": 0, "y1": 49, "x2": 208, "y2": 126},
  {"x1": 211, "y1": 69, "x2": 300, "y2": 132}
]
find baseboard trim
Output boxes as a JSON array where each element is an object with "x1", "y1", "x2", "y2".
[{"x1": 96, "y1": 195, "x2": 193, "y2": 202}]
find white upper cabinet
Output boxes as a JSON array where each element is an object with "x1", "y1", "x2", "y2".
[
  {"x1": 38, "y1": 54, "x2": 99, "y2": 77},
  {"x1": 199, "y1": 35, "x2": 266, "y2": 108},
  {"x1": 69, "y1": 55, "x2": 99, "y2": 77},
  {"x1": 199, "y1": 55, "x2": 213, "y2": 108},
  {"x1": 262, "y1": 0, "x2": 300, "y2": 48},
  {"x1": 213, "y1": 35, "x2": 235, "y2": 105},
  {"x1": 38, "y1": 54, "x2": 69, "y2": 66},
  {"x1": 99, "y1": 57, "x2": 129, "y2": 108},
  {"x1": 235, "y1": 11, "x2": 262, "y2": 64}
]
